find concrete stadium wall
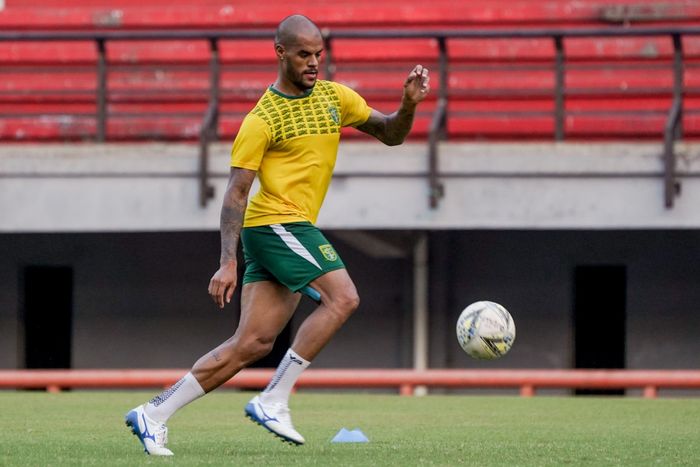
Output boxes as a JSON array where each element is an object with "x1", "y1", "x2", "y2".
[
  {"x1": 429, "y1": 230, "x2": 700, "y2": 371},
  {"x1": 3, "y1": 142, "x2": 700, "y2": 232},
  {"x1": 1, "y1": 230, "x2": 699, "y2": 371},
  {"x1": 0, "y1": 231, "x2": 413, "y2": 370},
  {"x1": 2, "y1": 141, "x2": 699, "y2": 373}
]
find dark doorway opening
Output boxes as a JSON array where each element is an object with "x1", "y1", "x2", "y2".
[
  {"x1": 22, "y1": 266, "x2": 73, "y2": 369},
  {"x1": 574, "y1": 265, "x2": 626, "y2": 395}
]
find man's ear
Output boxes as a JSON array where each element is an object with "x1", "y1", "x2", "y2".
[{"x1": 274, "y1": 44, "x2": 285, "y2": 61}]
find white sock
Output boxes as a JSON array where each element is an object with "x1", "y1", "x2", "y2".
[
  {"x1": 144, "y1": 372, "x2": 205, "y2": 423},
  {"x1": 260, "y1": 348, "x2": 310, "y2": 406}
]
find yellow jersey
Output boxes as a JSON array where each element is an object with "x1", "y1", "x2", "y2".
[{"x1": 230, "y1": 80, "x2": 372, "y2": 227}]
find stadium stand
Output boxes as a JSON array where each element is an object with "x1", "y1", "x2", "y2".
[{"x1": 2, "y1": 0, "x2": 700, "y2": 141}]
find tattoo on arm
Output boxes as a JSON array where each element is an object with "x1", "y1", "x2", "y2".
[
  {"x1": 219, "y1": 197, "x2": 245, "y2": 265},
  {"x1": 211, "y1": 350, "x2": 222, "y2": 362},
  {"x1": 355, "y1": 113, "x2": 386, "y2": 141},
  {"x1": 219, "y1": 169, "x2": 255, "y2": 265},
  {"x1": 357, "y1": 103, "x2": 417, "y2": 146}
]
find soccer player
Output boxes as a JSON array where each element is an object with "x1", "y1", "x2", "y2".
[{"x1": 126, "y1": 14, "x2": 430, "y2": 455}]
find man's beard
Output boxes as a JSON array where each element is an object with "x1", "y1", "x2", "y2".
[{"x1": 288, "y1": 65, "x2": 316, "y2": 91}]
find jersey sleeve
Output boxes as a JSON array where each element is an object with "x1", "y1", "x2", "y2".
[
  {"x1": 333, "y1": 82, "x2": 373, "y2": 128},
  {"x1": 230, "y1": 113, "x2": 271, "y2": 170}
]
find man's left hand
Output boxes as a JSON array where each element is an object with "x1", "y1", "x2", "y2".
[{"x1": 403, "y1": 64, "x2": 430, "y2": 105}]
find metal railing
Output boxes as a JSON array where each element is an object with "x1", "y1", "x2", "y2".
[
  {"x1": 663, "y1": 33, "x2": 685, "y2": 208},
  {"x1": 1, "y1": 26, "x2": 697, "y2": 208},
  {"x1": 198, "y1": 38, "x2": 221, "y2": 207}
]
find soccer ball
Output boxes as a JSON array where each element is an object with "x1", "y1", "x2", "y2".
[{"x1": 456, "y1": 301, "x2": 516, "y2": 360}]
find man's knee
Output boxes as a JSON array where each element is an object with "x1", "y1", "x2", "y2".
[
  {"x1": 345, "y1": 290, "x2": 361, "y2": 312},
  {"x1": 313, "y1": 269, "x2": 360, "y2": 317},
  {"x1": 330, "y1": 289, "x2": 360, "y2": 317},
  {"x1": 238, "y1": 334, "x2": 276, "y2": 364}
]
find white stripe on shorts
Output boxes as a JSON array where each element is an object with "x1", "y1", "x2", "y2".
[{"x1": 270, "y1": 224, "x2": 322, "y2": 270}]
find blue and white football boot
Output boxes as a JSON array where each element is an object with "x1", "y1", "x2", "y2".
[
  {"x1": 124, "y1": 405, "x2": 174, "y2": 456},
  {"x1": 244, "y1": 395, "x2": 305, "y2": 445}
]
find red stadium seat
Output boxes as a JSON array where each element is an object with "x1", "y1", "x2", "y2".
[{"x1": 2, "y1": 0, "x2": 700, "y2": 141}]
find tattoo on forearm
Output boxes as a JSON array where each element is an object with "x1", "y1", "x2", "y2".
[
  {"x1": 211, "y1": 350, "x2": 222, "y2": 362},
  {"x1": 219, "y1": 195, "x2": 246, "y2": 264},
  {"x1": 358, "y1": 103, "x2": 417, "y2": 145},
  {"x1": 386, "y1": 103, "x2": 416, "y2": 144}
]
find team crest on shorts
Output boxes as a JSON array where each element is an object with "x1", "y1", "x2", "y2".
[
  {"x1": 319, "y1": 244, "x2": 338, "y2": 261},
  {"x1": 328, "y1": 105, "x2": 340, "y2": 124}
]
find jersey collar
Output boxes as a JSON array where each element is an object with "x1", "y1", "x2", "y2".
[{"x1": 268, "y1": 85, "x2": 314, "y2": 99}]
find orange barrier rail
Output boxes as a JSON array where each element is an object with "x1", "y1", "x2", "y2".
[{"x1": 2, "y1": 369, "x2": 700, "y2": 398}]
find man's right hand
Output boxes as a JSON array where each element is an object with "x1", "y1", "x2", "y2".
[{"x1": 208, "y1": 261, "x2": 238, "y2": 309}]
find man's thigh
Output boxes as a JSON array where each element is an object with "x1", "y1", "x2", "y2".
[{"x1": 237, "y1": 281, "x2": 301, "y2": 336}]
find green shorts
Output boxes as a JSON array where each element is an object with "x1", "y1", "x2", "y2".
[{"x1": 241, "y1": 222, "x2": 345, "y2": 293}]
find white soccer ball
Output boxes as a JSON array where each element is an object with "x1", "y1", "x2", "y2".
[{"x1": 456, "y1": 301, "x2": 516, "y2": 360}]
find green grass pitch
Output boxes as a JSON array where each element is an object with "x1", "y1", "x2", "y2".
[{"x1": 1, "y1": 391, "x2": 699, "y2": 466}]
